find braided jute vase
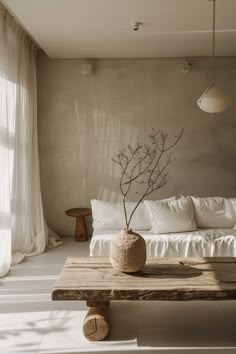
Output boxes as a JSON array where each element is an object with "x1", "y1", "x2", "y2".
[{"x1": 110, "y1": 228, "x2": 146, "y2": 273}]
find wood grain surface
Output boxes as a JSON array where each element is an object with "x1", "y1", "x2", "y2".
[
  {"x1": 83, "y1": 301, "x2": 109, "y2": 341},
  {"x1": 52, "y1": 257, "x2": 236, "y2": 301}
]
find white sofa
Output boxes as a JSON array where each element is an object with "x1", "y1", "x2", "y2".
[{"x1": 90, "y1": 197, "x2": 236, "y2": 258}]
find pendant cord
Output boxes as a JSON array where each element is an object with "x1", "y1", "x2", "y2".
[{"x1": 212, "y1": 0, "x2": 216, "y2": 86}]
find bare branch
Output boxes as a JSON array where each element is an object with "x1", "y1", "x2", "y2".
[{"x1": 112, "y1": 128, "x2": 184, "y2": 229}]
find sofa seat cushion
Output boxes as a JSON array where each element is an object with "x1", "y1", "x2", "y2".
[{"x1": 90, "y1": 228, "x2": 236, "y2": 258}]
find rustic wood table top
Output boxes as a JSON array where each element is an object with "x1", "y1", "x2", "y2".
[{"x1": 52, "y1": 257, "x2": 236, "y2": 302}]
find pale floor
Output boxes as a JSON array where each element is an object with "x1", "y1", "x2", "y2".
[{"x1": 1, "y1": 237, "x2": 236, "y2": 354}]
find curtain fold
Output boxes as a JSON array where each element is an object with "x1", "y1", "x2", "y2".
[{"x1": 0, "y1": 3, "x2": 62, "y2": 278}]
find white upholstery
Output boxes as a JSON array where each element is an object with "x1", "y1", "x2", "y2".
[
  {"x1": 144, "y1": 197, "x2": 196, "y2": 234},
  {"x1": 90, "y1": 196, "x2": 236, "y2": 258},
  {"x1": 90, "y1": 228, "x2": 236, "y2": 257},
  {"x1": 191, "y1": 197, "x2": 236, "y2": 228},
  {"x1": 91, "y1": 199, "x2": 151, "y2": 230}
]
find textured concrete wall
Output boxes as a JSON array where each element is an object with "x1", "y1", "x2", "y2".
[{"x1": 37, "y1": 52, "x2": 236, "y2": 236}]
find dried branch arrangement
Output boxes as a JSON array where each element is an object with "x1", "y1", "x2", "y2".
[{"x1": 112, "y1": 129, "x2": 184, "y2": 229}]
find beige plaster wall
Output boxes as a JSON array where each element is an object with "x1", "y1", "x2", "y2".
[{"x1": 37, "y1": 52, "x2": 236, "y2": 236}]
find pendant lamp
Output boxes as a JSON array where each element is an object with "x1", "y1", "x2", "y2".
[{"x1": 197, "y1": 0, "x2": 231, "y2": 115}]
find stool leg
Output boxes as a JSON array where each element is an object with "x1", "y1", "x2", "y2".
[{"x1": 75, "y1": 216, "x2": 88, "y2": 242}]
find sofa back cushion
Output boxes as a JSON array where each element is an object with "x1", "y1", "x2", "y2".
[
  {"x1": 191, "y1": 197, "x2": 236, "y2": 228},
  {"x1": 91, "y1": 199, "x2": 152, "y2": 230},
  {"x1": 144, "y1": 197, "x2": 197, "y2": 234}
]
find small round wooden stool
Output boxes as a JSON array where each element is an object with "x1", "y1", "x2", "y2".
[{"x1": 65, "y1": 208, "x2": 92, "y2": 242}]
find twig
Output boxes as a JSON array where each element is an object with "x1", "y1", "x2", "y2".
[{"x1": 112, "y1": 128, "x2": 184, "y2": 229}]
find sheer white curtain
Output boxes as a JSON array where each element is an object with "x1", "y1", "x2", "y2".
[{"x1": 0, "y1": 4, "x2": 61, "y2": 277}]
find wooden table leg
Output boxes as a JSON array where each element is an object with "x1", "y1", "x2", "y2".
[
  {"x1": 75, "y1": 216, "x2": 88, "y2": 242},
  {"x1": 83, "y1": 301, "x2": 110, "y2": 341}
]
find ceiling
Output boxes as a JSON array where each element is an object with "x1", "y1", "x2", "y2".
[{"x1": 2, "y1": 0, "x2": 236, "y2": 59}]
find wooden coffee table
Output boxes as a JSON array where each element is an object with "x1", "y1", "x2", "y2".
[{"x1": 52, "y1": 257, "x2": 236, "y2": 341}]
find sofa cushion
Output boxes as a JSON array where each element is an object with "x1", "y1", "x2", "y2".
[
  {"x1": 144, "y1": 197, "x2": 197, "y2": 234},
  {"x1": 91, "y1": 199, "x2": 151, "y2": 230},
  {"x1": 90, "y1": 228, "x2": 236, "y2": 257},
  {"x1": 191, "y1": 196, "x2": 236, "y2": 228}
]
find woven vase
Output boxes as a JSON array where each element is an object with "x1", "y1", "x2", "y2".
[{"x1": 110, "y1": 228, "x2": 146, "y2": 273}]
